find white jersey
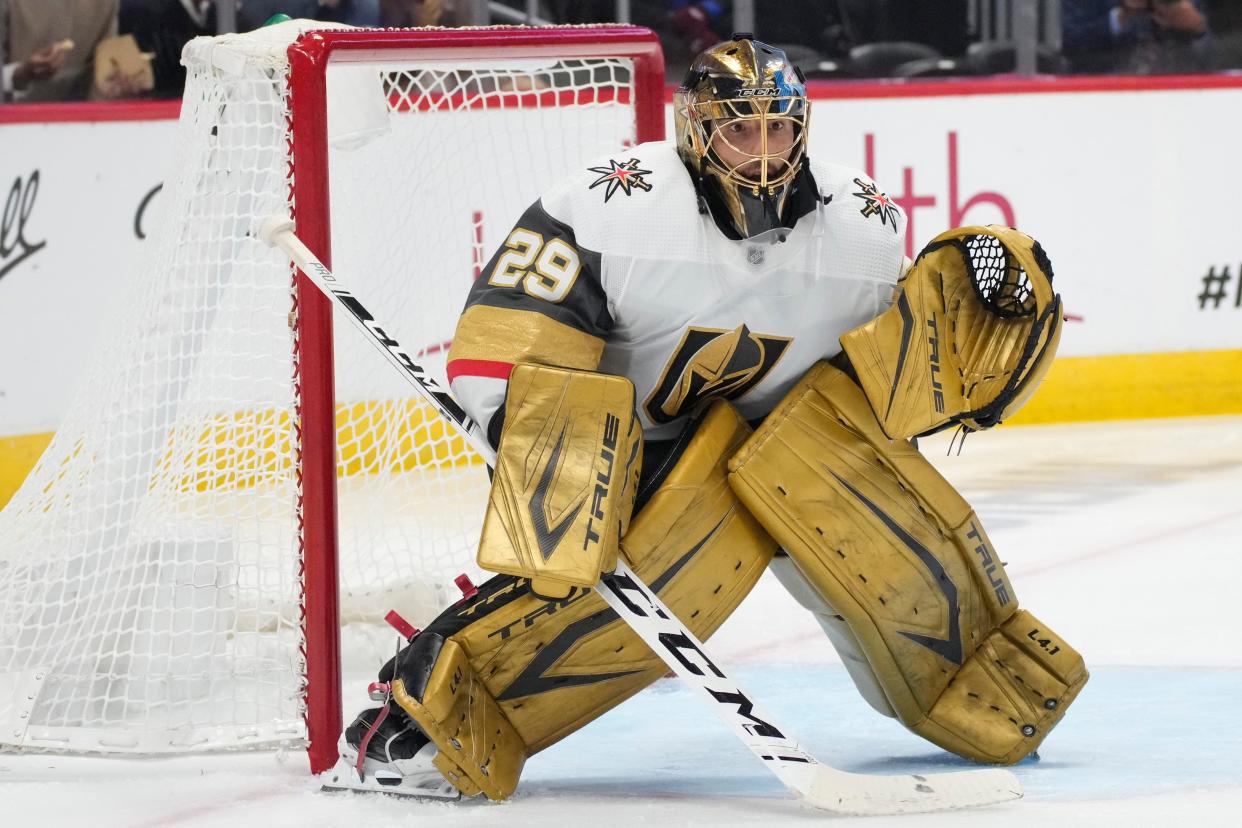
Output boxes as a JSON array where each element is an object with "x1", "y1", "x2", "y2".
[{"x1": 447, "y1": 140, "x2": 907, "y2": 443}]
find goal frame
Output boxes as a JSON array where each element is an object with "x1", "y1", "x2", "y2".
[{"x1": 286, "y1": 26, "x2": 666, "y2": 774}]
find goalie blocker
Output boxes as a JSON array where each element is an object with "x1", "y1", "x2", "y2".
[{"x1": 476, "y1": 364, "x2": 643, "y2": 599}]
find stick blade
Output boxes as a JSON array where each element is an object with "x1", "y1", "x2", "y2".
[{"x1": 803, "y1": 766, "x2": 1022, "y2": 816}]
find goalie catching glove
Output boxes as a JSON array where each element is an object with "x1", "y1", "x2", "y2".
[
  {"x1": 841, "y1": 225, "x2": 1063, "y2": 440},
  {"x1": 477, "y1": 363, "x2": 643, "y2": 599}
]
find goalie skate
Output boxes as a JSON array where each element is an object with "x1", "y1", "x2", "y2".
[{"x1": 320, "y1": 707, "x2": 460, "y2": 800}]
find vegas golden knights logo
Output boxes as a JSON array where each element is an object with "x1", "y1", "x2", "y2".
[{"x1": 645, "y1": 324, "x2": 792, "y2": 424}]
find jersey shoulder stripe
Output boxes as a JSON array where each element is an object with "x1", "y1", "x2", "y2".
[{"x1": 447, "y1": 304, "x2": 605, "y2": 378}]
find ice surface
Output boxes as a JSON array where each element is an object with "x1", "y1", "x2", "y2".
[{"x1": 3, "y1": 416, "x2": 1240, "y2": 827}]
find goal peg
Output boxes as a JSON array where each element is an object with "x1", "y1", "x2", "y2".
[
  {"x1": 383, "y1": 610, "x2": 419, "y2": 641},
  {"x1": 454, "y1": 573, "x2": 479, "y2": 601}
]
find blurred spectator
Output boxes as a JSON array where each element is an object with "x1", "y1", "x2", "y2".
[
  {"x1": 1205, "y1": 0, "x2": 1242, "y2": 68},
  {"x1": 862, "y1": 0, "x2": 970, "y2": 57},
  {"x1": 237, "y1": 1, "x2": 382, "y2": 29},
  {"x1": 325, "y1": 0, "x2": 383, "y2": 25},
  {"x1": 379, "y1": 0, "x2": 445, "y2": 26},
  {"x1": 536, "y1": 1, "x2": 630, "y2": 25},
  {"x1": 667, "y1": 1, "x2": 728, "y2": 54},
  {"x1": 753, "y1": 1, "x2": 841, "y2": 57},
  {"x1": 121, "y1": 1, "x2": 397, "y2": 101},
  {"x1": 1063, "y1": 0, "x2": 1211, "y2": 73},
  {"x1": 830, "y1": 0, "x2": 970, "y2": 59},
  {"x1": 119, "y1": 1, "x2": 215, "y2": 99},
  {"x1": 876, "y1": 0, "x2": 971, "y2": 57},
  {"x1": 1, "y1": 0, "x2": 122, "y2": 101}
]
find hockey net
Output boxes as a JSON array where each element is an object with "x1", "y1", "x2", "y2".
[{"x1": 0, "y1": 22, "x2": 663, "y2": 770}]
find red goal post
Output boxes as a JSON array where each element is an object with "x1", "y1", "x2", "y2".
[{"x1": 293, "y1": 25, "x2": 665, "y2": 774}]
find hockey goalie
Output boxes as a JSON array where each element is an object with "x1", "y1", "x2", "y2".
[{"x1": 323, "y1": 34, "x2": 1088, "y2": 800}]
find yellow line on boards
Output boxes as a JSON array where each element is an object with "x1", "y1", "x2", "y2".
[
  {"x1": 0, "y1": 432, "x2": 55, "y2": 509},
  {"x1": 1006, "y1": 349, "x2": 1242, "y2": 425},
  {"x1": 1, "y1": 349, "x2": 1239, "y2": 508}
]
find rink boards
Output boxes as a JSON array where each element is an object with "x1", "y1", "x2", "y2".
[{"x1": 2, "y1": 75, "x2": 1241, "y2": 503}]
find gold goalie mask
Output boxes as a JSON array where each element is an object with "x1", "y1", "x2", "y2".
[{"x1": 674, "y1": 35, "x2": 810, "y2": 239}]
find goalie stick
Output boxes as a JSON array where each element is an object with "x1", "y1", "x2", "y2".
[{"x1": 257, "y1": 215, "x2": 1023, "y2": 816}]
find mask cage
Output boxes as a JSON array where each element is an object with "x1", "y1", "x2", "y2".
[{"x1": 683, "y1": 95, "x2": 808, "y2": 194}]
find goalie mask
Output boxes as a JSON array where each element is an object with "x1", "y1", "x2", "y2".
[{"x1": 674, "y1": 35, "x2": 810, "y2": 240}]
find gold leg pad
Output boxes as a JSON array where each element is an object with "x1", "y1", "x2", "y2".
[
  {"x1": 389, "y1": 400, "x2": 776, "y2": 801},
  {"x1": 728, "y1": 361, "x2": 1088, "y2": 764},
  {"x1": 915, "y1": 610, "x2": 1088, "y2": 764},
  {"x1": 455, "y1": 401, "x2": 775, "y2": 755},
  {"x1": 392, "y1": 638, "x2": 527, "y2": 800}
]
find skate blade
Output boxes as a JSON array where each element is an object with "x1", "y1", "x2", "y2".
[{"x1": 319, "y1": 757, "x2": 461, "y2": 800}]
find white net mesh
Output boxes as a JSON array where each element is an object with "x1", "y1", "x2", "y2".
[{"x1": 0, "y1": 24, "x2": 642, "y2": 755}]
